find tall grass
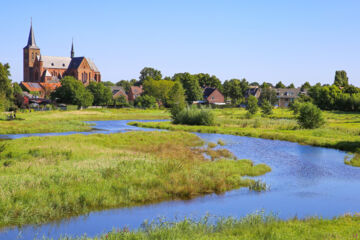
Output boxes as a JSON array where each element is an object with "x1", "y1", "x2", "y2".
[
  {"x1": 0, "y1": 131, "x2": 270, "y2": 229},
  {"x1": 173, "y1": 106, "x2": 215, "y2": 126},
  {"x1": 56, "y1": 213, "x2": 360, "y2": 240}
]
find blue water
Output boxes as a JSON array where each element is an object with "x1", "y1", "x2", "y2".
[{"x1": 0, "y1": 120, "x2": 359, "y2": 240}]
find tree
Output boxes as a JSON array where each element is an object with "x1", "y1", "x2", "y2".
[
  {"x1": 250, "y1": 82, "x2": 260, "y2": 86},
  {"x1": 275, "y1": 81, "x2": 286, "y2": 88},
  {"x1": 0, "y1": 63, "x2": 13, "y2": 100},
  {"x1": 13, "y1": 83, "x2": 22, "y2": 96},
  {"x1": 116, "y1": 80, "x2": 132, "y2": 93},
  {"x1": 344, "y1": 85, "x2": 360, "y2": 94},
  {"x1": 287, "y1": 83, "x2": 295, "y2": 88},
  {"x1": 86, "y1": 82, "x2": 112, "y2": 106},
  {"x1": 168, "y1": 81, "x2": 186, "y2": 119},
  {"x1": 139, "y1": 67, "x2": 162, "y2": 85},
  {"x1": 142, "y1": 78, "x2": 175, "y2": 106},
  {"x1": 196, "y1": 73, "x2": 223, "y2": 92},
  {"x1": 261, "y1": 99, "x2": 273, "y2": 117},
  {"x1": 301, "y1": 82, "x2": 311, "y2": 91},
  {"x1": 297, "y1": 102, "x2": 325, "y2": 129},
  {"x1": 51, "y1": 76, "x2": 93, "y2": 108},
  {"x1": 102, "y1": 81, "x2": 115, "y2": 87},
  {"x1": 134, "y1": 95, "x2": 157, "y2": 109},
  {"x1": 259, "y1": 85, "x2": 277, "y2": 105},
  {"x1": 334, "y1": 70, "x2": 349, "y2": 88},
  {"x1": 113, "y1": 95, "x2": 128, "y2": 107},
  {"x1": 246, "y1": 95, "x2": 258, "y2": 116},
  {"x1": 172, "y1": 73, "x2": 202, "y2": 102},
  {"x1": 223, "y1": 78, "x2": 248, "y2": 104}
]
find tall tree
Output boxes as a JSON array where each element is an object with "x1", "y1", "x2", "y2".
[
  {"x1": 142, "y1": 78, "x2": 175, "y2": 106},
  {"x1": 287, "y1": 83, "x2": 295, "y2": 88},
  {"x1": 86, "y1": 82, "x2": 113, "y2": 106},
  {"x1": 139, "y1": 67, "x2": 162, "y2": 85},
  {"x1": 260, "y1": 85, "x2": 277, "y2": 105},
  {"x1": 0, "y1": 63, "x2": 13, "y2": 100},
  {"x1": 301, "y1": 82, "x2": 311, "y2": 91},
  {"x1": 116, "y1": 80, "x2": 132, "y2": 93},
  {"x1": 168, "y1": 81, "x2": 186, "y2": 119},
  {"x1": 334, "y1": 70, "x2": 349, "y2": 87},
  {"x1": 51, "y1": 76, "x2": 93, "y2": 108},
  {"x1": 172, "y1": 73, "x2": 202, "y2": 102},
  {"x1": 223, "y1": 78, "x2": 248, "y2": 104},
  {"x1": 246, "y1": 95, "x2": 258, "y2": 116},
  {"x1": 196, "y1": 73, "x2": 223, "y2": 92},
  {"x1": 275, "y1": 81, "x2": 286, "y2": 88}
]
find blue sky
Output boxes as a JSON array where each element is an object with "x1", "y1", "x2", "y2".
[{"x1": 1, "y1": 0, "x2": 360, "y2": 86}]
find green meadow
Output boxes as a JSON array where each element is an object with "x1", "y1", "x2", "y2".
[
  {"x1": 0, "y1": 131, "x2": 270, "y2": 229},
  {"x1": 58, "y1": 213, "x2": 360, "y2": 240},
  {"x1": 0, "y1": 108, "x2": 169, "y2": 135},
  {"x1": 130, "y1": 108, "x2": 360, "y2": 167}
]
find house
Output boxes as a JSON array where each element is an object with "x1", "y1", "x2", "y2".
[
  {"x1": 275, "y1": 88, "x2": 301, "y2": 107},
  {"x1": 203, "y1": 87, "x2": 225, "y2": 104},
  {"x1": 20, "y1": 82, "x2": 61, "y2": 98},
  {"x1": 245, "y1": 86, "x2": 261, "y2": 99},
  {"x1": 110, "y1": 86, "x2": 128, "y2": 100},
  {"x1": 128, "y1": 86, "x2": 143, "y2": 101}
]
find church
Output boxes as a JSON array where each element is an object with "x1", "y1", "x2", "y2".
[{"x1": 21, "y1": 22, "x2": 101, "y2": 96}]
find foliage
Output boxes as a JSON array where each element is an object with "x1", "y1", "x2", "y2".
[
  {"x1": 259, "y1": 85, "x2": 277, "y2": 105},
  {"x1": 334, "y1": 70, "x2": 349, "y2": 87},
  {"x1": 261, "y1": 99, "x2": 273, "y2": 117},
  {"x1": 196, "y1": 73, "x2": 223, "y2": 92},
  {"x1": 223, "y1": 78, "x2": 248, "y2": 104},
  {"x1": 0, "y1": 131, "x2": 269, "y2": 228},
  {"x1": 301, "y1": 81, "x2": 311, "y2": 91},
  {"x1": 168, "y1": 81, "x2": 186, "y2": 119},
  {"x1": 275, "y1": 81, "x2": 286, "y2": 88},
  {"x1": 246, "y1": 95, "x2": 258, "y2": 116},
  {"x1": 101, "y1": 81, "x2": 115, "y2": 87},
  {"x1": 172, "y1": 73, "x2": 203, "y2": 102},
  {"x1": 287, "y1": 83, "x2": 295, "y2": 88},
  {"x1": 12, "y1": 82, "x2": 22, "y2": 96},
  {"x1": 113, "y1": 95, "x2": 129, "y2": 107},
  {"x1": 134, "y1": 95, "x2": 158, "y2": 109},
  {"x1": 64, "y1": 214, "x2": 360, "y2": 240},
  {"x1": 86, "y1": 82, "x2": 113, "y2": 106},
  {"x1": 139, "y1": 67, "x2": 162, "y2": 84},
  {"x1": 142, "y1": 78, "x2": 175, "y2": 106},
  {"x1": 296, "y1": 102, "x2": 325, "y2": 129},
  {"x1": 173, "y1": 106, "x2": 215, "y2": 126},
  {"x1": 116, "y1": 80, "x2": 132, "y2": 93},
  {"x1": 51, "y1": 76, "x2": 94, "y2": 108},
  {"x1": 0, "y1": 63, "x2": 13, "y2": 100}
]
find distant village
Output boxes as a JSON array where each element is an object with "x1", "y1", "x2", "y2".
[{"x1": 13, "y1": 22, "x2": 356, "y2": 112}]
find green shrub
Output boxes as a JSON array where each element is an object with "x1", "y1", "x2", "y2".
[
  {"x1": 261, "y1": 99, "x2": 273, "y2": 117},
  {"x1": 173, "y1": 106, "x2": 215, "y2": 126},
  {"x1": 246, "y1": 95, "x2": 258, "y2": 117},
  {"x1": 134, "y1": 95, "x2": 158, "y2": 109},
  {"x1": 297, "y1": 102, "x2": 325, "y2": 129}
]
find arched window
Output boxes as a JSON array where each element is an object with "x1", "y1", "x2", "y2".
[{"x1": 82, "y1": 73, "x2": 84, "y2": 81}]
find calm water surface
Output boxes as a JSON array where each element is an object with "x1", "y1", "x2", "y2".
[{"x1": 0, "y1": 120, "x2": 359, "y2": 239}]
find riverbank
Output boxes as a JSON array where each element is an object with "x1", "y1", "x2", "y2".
[
  {"x1": 130, "y1": 108, "x2": 360, "y2": 166},
  {"x1": 0, "y1": 109, "x2": 169, "y2": 135},
  {"x1": 0, "y1": 131, "x2": 270, "y2": 229},
  {"x1": 58, "y1": 213, "x2": 360, "y2": 240}
]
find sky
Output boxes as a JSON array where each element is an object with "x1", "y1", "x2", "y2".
[{"x1": 1, "y1": 0, "x2": 360, "y2": 86}]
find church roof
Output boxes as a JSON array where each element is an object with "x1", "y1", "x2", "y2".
[
  {"x1": 25, "y1": 22, "x2": 39, "y2": 49},
  {"x1": 87, "y1": 58, "x2": 100, "y2": 72},
  {"x1": 68, "y1": 57, "x2": 84, "y2": 69},
  {"x1": 40, "y1": 56, "x2": 72, "y2": 69}
]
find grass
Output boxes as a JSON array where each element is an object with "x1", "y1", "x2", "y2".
[
  {"x1": 130, "y1": 108, "x2": 360, "y2": 167},
  {"x1": 55, "y1": 213, "x2": 360, "y2": 240},
  {"x1": 0, "y1": 131, "x2": 270, "y2": 229},
  {"x1": 0, "y1": 108, "x2": 169, "y2": 135}
]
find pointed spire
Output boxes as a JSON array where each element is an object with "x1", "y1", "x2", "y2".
[
  {"x1": 71, "y1": 38, "x2": 74, "y2": 58},
  {"x1": 26, "y1": 18, "x2": 39, "y2": 49}
]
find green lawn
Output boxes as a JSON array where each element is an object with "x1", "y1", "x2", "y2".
[
  {"x1": 59, "y1": 213, "x2": 360, "y2": 240},
  {"x1": 0, "y1": 108, "x2": 169, "y2": 135},
  {"x1": 130, "y1": 108, "x2": 360, "y2": 167},
  {"x1": 0, "y1": 131, "x2": 270, "y2": 229}
]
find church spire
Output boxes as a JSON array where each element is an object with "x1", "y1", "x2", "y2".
[
  {"x1": 26, "y1": 18, "x2": 39, "y2": 49},
  {"x1": 71, "y1": 38, "x2": 74, "y2": 58}
]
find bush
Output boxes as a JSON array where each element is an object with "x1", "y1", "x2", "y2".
[
  {"x1": 261, "y1": 100, "x2": 273, "y2": 117},
  {"x1": 246, "y1": 95, "x2": 258, "y2": 117},
  {"x1": 134, "y1": 95, "x2": 158, "y2": 109},
  {"x1": 173, "y1": 106, "x2": 215, "y2": 126},
  {"x1": 297, "y1": 102, "x2": 325, "y2": 129}
]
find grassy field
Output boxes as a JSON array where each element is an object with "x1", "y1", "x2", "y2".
[
  {"x1": 0, "y1": 131, "x2": 270, "y2": 229},
  {"x1": 0, "y1": 108, "x2": 169, "y2": 135},
  {"x1": 57, "y1": 213, "x2": 360, "y2": 240},
  {"x1": 130, "y1": 108, "x2": 360, "y2": 167}
]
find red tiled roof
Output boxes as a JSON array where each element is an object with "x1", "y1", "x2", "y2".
[
  {"x1": 21, "y1": 82, "x2": 43, "y2": 92},
  {"x1": 130, "y1": 86, "x2": 143, "y2": 95}
]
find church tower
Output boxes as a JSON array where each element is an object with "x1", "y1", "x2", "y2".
[
  {"x1": 71, "y1": 39, "x2": 74, "y2": 58},
  {"x1": 23, "y1": 20, "x2": 40, "y2": 82}
]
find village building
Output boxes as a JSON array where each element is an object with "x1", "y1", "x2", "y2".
[
  {"x1": 128, "y1": 86, "x2": 143, "y2": 101},
  {"x1": 110, "y1": 86, "x2": 128, "y2": 100},
  {"x1": 275, "y1": 88, "x2": 302, "y2": 107},
  {"x1": 21, "y1": 22, "x2": 101, "y2": 96},
  {"x1": 245, "y1": 86, "x2": 261, "y2": 99},
  {"x1": 203, "y1": 87, "x2": 225, "y2": 104}
]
